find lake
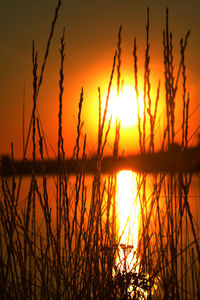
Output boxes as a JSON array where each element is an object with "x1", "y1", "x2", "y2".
[{"x1": 1, "y1": 170, "x2": 200, "y2": 298}]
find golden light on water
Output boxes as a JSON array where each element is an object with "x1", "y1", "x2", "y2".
[{"x1": 116, "y1": 170, "x2": 141, "y2": 271}]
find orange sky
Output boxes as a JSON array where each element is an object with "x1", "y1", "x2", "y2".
[{"x1": 0, "y1": 0, "x2": 200, "y2": 159}]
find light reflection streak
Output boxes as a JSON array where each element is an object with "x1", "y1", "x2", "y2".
[{"x1": 116, "y1": 170, "x2": 140, "y2": 272}]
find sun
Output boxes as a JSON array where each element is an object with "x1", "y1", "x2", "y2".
[{"x1": 105, "y1": 86, "x2": 143, "y2": 128}]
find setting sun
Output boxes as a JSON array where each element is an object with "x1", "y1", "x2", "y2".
[{"x1": 104, "y1": 86, "x2": 143, "y2": 128}]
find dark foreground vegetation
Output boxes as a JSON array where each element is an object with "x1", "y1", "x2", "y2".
[{"x1": 0, "y1": 1, "x2": 199, "y2": 299}]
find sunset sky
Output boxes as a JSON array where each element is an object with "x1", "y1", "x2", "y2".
[{"x1": 1, "y1": 0, "x2": 200, "y2": 159}]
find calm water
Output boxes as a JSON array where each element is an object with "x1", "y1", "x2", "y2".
[
  {"x1": 2, "y1": 171, "x2": 200, "y2": 236},
  {"x1": 1, "y1": 171, "x2": 200, "y2": 298},
  {"x1": 3, "y1": 171, "x2": 199, "y2": 259}
]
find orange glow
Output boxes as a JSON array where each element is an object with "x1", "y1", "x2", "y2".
[
  {"x1": 104, "y1": 86, "x2": 144, "y2": 128},
  {"x1": 116, "y1": 170, "x2": 140, "y2": 271}
]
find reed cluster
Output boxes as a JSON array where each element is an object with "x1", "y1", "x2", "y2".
[{"x1": 0, "y1": 2, "x2": 199, "y2": 299}]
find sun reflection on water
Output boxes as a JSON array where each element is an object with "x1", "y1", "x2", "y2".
[
  {"x1": 115, "y1": 171, "x2": 159, "y2": 298},
  {"x1": 116, "y1": 170, "x2": 140, "y2": 271}
]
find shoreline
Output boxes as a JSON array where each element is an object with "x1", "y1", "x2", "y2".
[{"x1": 1, "y1": 146, "x2": 200, "y2": 176}]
